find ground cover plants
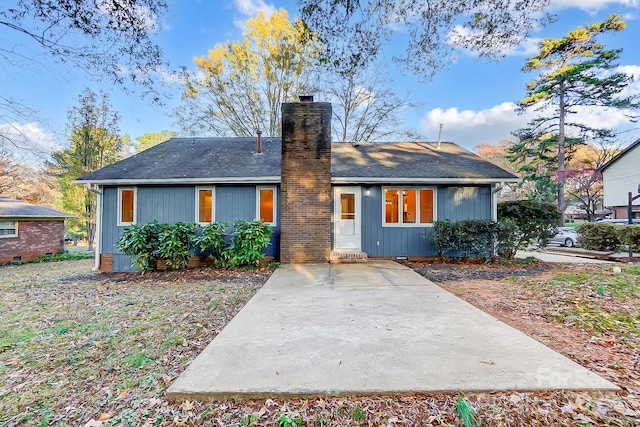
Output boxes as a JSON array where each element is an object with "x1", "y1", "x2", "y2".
[{"x1": 1, "y1": 258, "x2": 638, "y2": 425}]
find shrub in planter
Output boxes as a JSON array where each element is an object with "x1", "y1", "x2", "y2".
[
  {"x1": 117, "y1": 220, "x2": 165, "y2": 273},
  {"x1": 576, "y1": 223, "x2": 620, "y2": 251},
  {"x1": 220, "y1": 220, "x2": 273, "y2": 268},
  {"x1": 157, "y1": 222, "x2": 198, "y2": 270},
  {"x1": 195, "y1": 221, "x2": 228, "y2": 260}
]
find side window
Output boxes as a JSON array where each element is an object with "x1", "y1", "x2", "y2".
[
  {"x1": 383, "y1": 187, "x2": 436, "y2": 226},
  {"x1": 196, "y1": 187, "x2": 215, "y2": 224},
  {"x1": 257, "y1": 186, "x2": 276, "y2": 225},
  {"x1": 0, "y1": 220, "x2": 18, "y2": 237},
  {"x1": 118, "y1": 187, "x2": 136, "y2": 226}
]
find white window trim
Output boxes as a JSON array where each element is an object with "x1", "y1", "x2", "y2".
[
  {"x1": 0, "y1": 220, "x2": 18, "y2": 238},
  {"x1": 117, "y1": 187, "x2": 137, "y2": 226},
  {"x1": 195, "y1": 186, "x2": 216, "y2": 225},
  {"x1": 382, "y1": 186, "x2": 437, "y2": 227},
  {"x1": 256, "y1": 186, "x2": 277, "y2": 226}
]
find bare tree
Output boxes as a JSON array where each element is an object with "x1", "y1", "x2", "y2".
[
  {"x1": 565, "y1": 140, "x2": 622, "y2": 221},
  {"x1": 323, "y1": 66, "x2": 418, "y2": 143}
]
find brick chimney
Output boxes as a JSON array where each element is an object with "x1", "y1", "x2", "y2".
[{"x1": 280, "y1": 96, "x2": 332, "y2": 263}]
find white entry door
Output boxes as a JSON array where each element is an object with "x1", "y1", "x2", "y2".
[{"x1": 334, "y1": 186, "x2": 361, "y2": 251}]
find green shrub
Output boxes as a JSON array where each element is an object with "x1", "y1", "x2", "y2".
[
  {"x1": 117, "y1": 220, "x2": 165, "y2": 273},
  {"x1": 431, "y1": 219, "x2": 498, "y2": 262},
  {"x1": 498, "y1": 200, "x2": 560, "y2": 249},
  {"x1": 117, "y1": 219, "x2": 273, "y2": 272},
  {"x1": 195, "y1": 221, "x2": 228, "y2": 259},
  {"x1": 157, "y1": 222, "x2": 198, "y2": 270},
  {"x1": 576, "y1": 223, "x2": 620, "y2": 251},
  {"x1": 617, "y1": 225, "x2": 640, "y2": 251},
  {"x1": 220, "y1": 220, "x2": 273, "y2": 268},
  {"x1": 495, "y1": 218, "x2": 521, "y2": 259},
  {"x1": 432, "y1": 220, "x2": 458, "y2": 261}
]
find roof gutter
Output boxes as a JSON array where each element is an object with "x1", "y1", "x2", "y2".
[
  {"x1": 72, "y1": 176, "x2": 282, "y2": 186},
  {"x1": 331, "y1": 177, "x2": 520, "y2": 184},
  {"x1": 73, "y1": 176, "x2": 519, "y2": 186}
]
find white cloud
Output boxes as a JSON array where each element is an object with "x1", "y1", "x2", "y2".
[
  {"x1": 232, "y1": 0, "x2": 277, "y2": 29},
  {"x1": 550, "y1": 0, "x2": 640, "y2": 12},
  {"x1": 419, "y1": 100, "x2": 637, "y2": 150},
  {"x1": 420, "y1": 103, "x2": 529, "y2": 149},
  {"x1": 0, "y1": 122, "x2": 61, "y2": 166},
  {"x1": 616, "y1": 64, "x2": 640, "y2": 98},
  {"x1": 448, "y1": 25, "x2": 541, "y2": 57}
]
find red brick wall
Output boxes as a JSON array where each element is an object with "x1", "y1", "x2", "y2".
[
  {"x1": 612, "y1": 206, "x2": 640, "y2": 219},
  {"x1": 280, "y1": 100, "x2": 333, "y2": 263},
  {"x1": 0, "y1": 220, "x2": 66, "y2": 263}
]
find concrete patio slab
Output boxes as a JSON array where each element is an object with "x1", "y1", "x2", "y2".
[{"x1": 166, "y1": 261, "x2": 618, "y2": 401}]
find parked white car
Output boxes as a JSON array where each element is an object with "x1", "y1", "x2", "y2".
[{"x1": 549, "y1": 227, "x2": 579, "y2": 247}]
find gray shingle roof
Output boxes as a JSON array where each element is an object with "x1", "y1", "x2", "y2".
[
  {"x1": 332, "y1": 141, "x2": 517, "y2": 181},
  {"x1": 75, "y1": 138, "x2": 518, "y2": 184},
  {"x1": 0, "y1": 197, "x2": 74, "y2": 219}
]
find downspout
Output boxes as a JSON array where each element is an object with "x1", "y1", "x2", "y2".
[
  {"x1": 86, "y1": 184, "x2": 103, "y2": 271},
  {"x1": 491, "y1": 182, "x2": 504, "y2": 222}
]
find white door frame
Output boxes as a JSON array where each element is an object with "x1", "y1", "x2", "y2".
[{"x1": 333, "y1": 186, "x2": 362, "y2": 252}]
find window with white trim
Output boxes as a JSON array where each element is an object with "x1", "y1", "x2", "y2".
[
  {"x1": 0, "y1": 220, "x2": 17, "y2": 237},
  {"x1": 383, "y1": 187, "x2": 435, "y2": 226},
  {"x1": 117, "y1": 187, "x2": 137, "y2": 226},
  {"x1": 196, "y1": 187, "x2": 215, "y2": 224},
  {"x1": 257, "y1": 186, "x2": 276, "y2": 225}
]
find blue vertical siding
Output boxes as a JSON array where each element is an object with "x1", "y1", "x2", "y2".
[
  {"x1": 137, "y1": 187, "x2": 195, "y2": 223},
  {"x1": 215, "y1": 186, "x2": 280, "y2": 257},
  {"x1": 359, "y1": 185, "x2": 492, "y2": 257},
  {"x1": 100, "y1": 183, "x2": 491, "y2": 270},
  {"x1": 100, "y1": 185, "x2": 280, "y2": 271},
  {"x1": 438, "y1": 186, "x2": 491, "y2": 221}
]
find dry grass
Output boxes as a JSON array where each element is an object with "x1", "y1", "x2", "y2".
[{"x1": 1, "y1": 259, "x2": 639, "y2": 426}]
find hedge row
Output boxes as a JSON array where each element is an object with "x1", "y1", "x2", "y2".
[
  {"x1": 576, "y1": 223, "x2": 640, "y2": 252},
  {"x1": 116, "y1": 220, "x2": 273, "y2": 273}
]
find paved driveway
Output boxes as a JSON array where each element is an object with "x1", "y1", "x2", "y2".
[{"x1": 167, "y1": 261, "x2": 617, "y2": 401}]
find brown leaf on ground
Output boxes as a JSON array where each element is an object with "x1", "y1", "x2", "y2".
[{"x1": 1, "y1": 259, "x2": 639, "y2": 426}]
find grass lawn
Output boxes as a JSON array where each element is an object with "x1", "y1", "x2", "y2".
[{"x1": 1, "y1": 259, "x2": 639, "y2": 426}]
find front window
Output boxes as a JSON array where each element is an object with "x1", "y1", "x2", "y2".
[
  {"x1": 0, "y1": 220, "x2": 17, "y2": 237},
  {"x1": 196, "y1": 187, "x2": 215, "y2": 224},
  {"x1": 118, "y1": 188, "x2": 136, "y2": 226},
  {"x1": 257, "y1": 186, "x2": 276, "y2": 225},
  {"x1": 383, "y1": 187, "x2": 435, "y2": 226}
]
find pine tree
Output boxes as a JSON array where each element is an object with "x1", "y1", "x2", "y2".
[{"x1": 512, "y1": 14, "x2": 638, "y2": 224}]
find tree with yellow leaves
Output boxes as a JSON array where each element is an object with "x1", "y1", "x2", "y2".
[{"x1": 176, "y1": 9, "x2": 318, "y2": 137}]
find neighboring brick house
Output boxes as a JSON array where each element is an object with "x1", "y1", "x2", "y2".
[
  {"x1": 75, "y1": 98, "x2": 518, "y2": 272},
  {"x1": 0, "y1": 197, "x2": 74, "y2": 263},
  {"x1": 601, "y1": 138, "x2": 640, "y2": 219}
]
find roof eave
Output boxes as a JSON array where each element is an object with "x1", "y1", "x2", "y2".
[
  {"x1": 331, "y1": 177, "x2": 520, "y2": 184},
  {"x1": 73, "y1": 176, "x2": 519, "y2": 185},
  {"x1": 72, "y1": 176, "x2": 282, "y2": 185}
]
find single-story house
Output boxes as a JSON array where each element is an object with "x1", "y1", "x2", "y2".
[
  {"x1": 601, "y1": 138, "x2": 640, "y2": 219},
  {"x1": 0, "y1": 196, "x2": 74, "y2": 263},
  {"x1": 75, "y1": 99, "x2": 518, "y2": 272}
]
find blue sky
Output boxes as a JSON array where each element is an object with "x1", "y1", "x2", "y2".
[{"x1": 2, "y1": 0, "x2": 640, "y2": 164}]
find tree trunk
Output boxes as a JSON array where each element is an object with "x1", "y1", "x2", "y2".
[{"x1": 557, "y1": 87, "x2": 567, "y2": 227}]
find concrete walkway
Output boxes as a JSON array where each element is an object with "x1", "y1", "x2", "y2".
[{"x1": 166, "y1": 261, "x2": 617, "y2": 401}]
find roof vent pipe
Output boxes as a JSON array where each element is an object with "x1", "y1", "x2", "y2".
[
  {"x1": 256, "y1": 129, "x2": 262, "y2": 154},
  {"x1": 299, "y1": 95, "x2": 314, "y2": 102},
  {"x1": 437, "y1": 123, "x2": 444, "y2": 150}
]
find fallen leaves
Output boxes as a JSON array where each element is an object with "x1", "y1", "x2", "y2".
[{"x1": 2, "y1": 259, "x2": 640, "y2": 426}]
